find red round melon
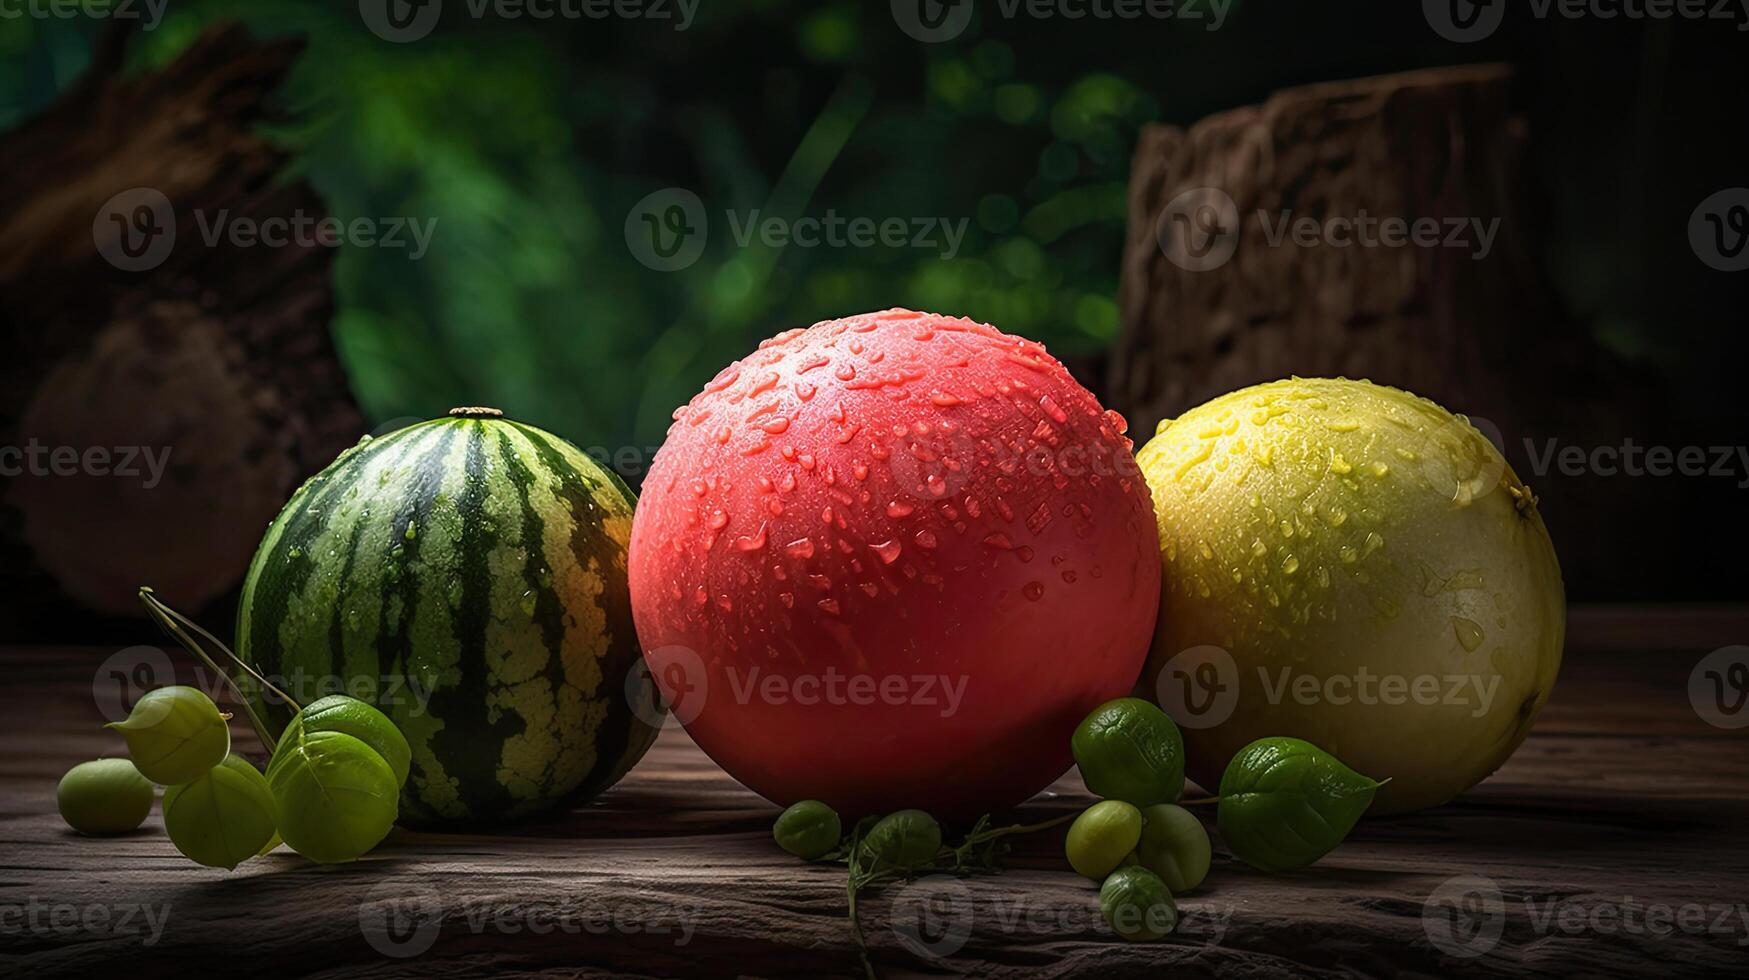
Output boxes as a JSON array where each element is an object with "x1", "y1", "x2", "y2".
[{"x1": 628, "y1": 309, "x2": 1159, "y2": 818}]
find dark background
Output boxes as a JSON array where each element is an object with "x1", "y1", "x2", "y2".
[{"x1": 3, "y1": 0, "x2": 1746, "y2": 641}]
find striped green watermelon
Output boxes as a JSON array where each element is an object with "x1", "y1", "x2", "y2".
[{"x1": 237, "y1": 408, "x2": 661, "y2": 826}]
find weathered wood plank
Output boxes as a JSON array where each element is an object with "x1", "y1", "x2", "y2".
[{"x1": 1, "y1": 625, "x2": 1746, "y2": 978}]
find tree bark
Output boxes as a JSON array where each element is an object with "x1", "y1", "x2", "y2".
[
  {"x1": 0, "y1": 23, "x2": 361, "y2": 626},
  {"x1": 1112, "y1": 65, "x2": 1664, "y2": 599}
]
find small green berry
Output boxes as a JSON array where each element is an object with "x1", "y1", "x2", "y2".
[
  {"x1": 1065, "y1": 800, "x2": 1143, "y2": 880},
  {"x1": 57, "y1": 759, "x2": 154, "y2": 835},
  {"x1": 773, "y1": 800, "x2": 842, "y2": 859},
  {"x1": 105, "y1": 686, "x2": 230, "y2": 785}
]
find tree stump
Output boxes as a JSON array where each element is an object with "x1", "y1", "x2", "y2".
[
  {"x1": 0, "y1": 23, "x2": 361, "y2": 628},
  {"x1": 1111, "y1": 65, "x2": 1663, "y2": 598}
]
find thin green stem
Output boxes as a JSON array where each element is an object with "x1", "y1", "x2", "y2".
[{"x1": 138, "y1": 587, "x2": 299, "y2": 752}]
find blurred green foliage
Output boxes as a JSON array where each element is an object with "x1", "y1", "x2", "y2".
[
  {"x1": 8, "y1": 1, "x2": 1201, "y2": 467},
  {"x1": 8, "y1": 2, "x2": 1734, "y2": 482}
]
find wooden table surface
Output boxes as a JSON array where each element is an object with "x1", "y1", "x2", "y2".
[{"x1": 3, "y1": 612, "x2": 1747, "y2": 978}]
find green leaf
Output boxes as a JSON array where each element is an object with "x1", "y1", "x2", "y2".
[
  {"x1": 1216, "y1": 737, "x2": 1382, "y2": 873},
  {"x1": 267, "y1": 728, "x2": 398, "y2": 864},
  {"x1": 163, "y1": 755, "x2": 277, "y2": 870},
  {"x1": 860, "y1": 809, "x2": 941, "y2": 872}
]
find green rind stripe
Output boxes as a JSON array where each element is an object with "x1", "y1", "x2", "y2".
[
  {"x1": 240, "y1": 424, "x2": 442, "y2": 727},
  {"x1": 508, "y1": 422, "x2": 656, "y2": 800}
]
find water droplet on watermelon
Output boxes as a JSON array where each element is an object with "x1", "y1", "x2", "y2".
[
  {"x1": 914, "y1": 530, "x2": 938, "y2": 549},
  {"x1": 871, "y1": 540, "x2": 902, "y2": 564},
  {"x1": 734, "y1": 524, "x2": 769, "y2": 552},
  {"x1": 785, "y1": 538, "x2": 816, "y2": 559},
  {"x1": 886, "y1": 500, "x2": 914, "y2": 518},
  {"x1": 1022, "y1": 582, "x2": 1045, "y2": 601}
]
